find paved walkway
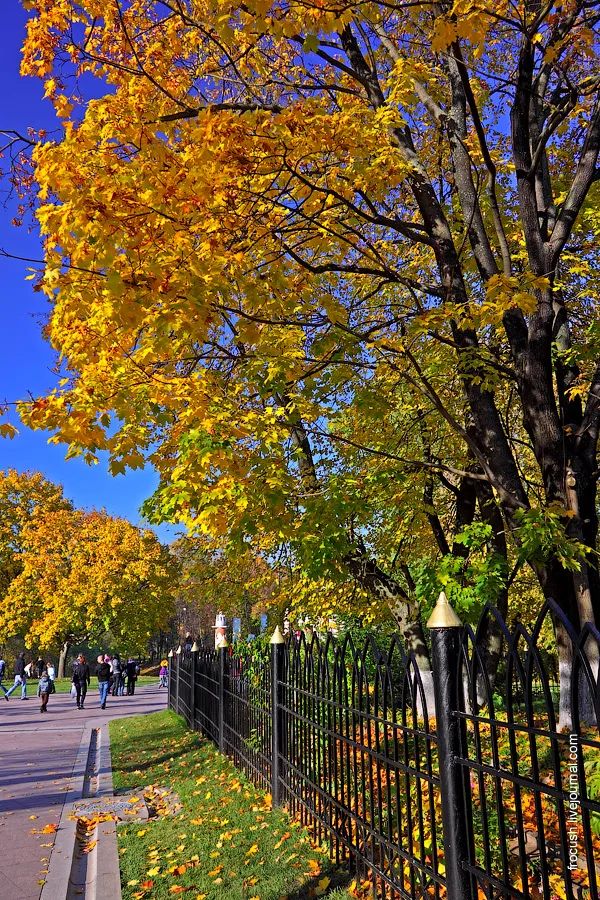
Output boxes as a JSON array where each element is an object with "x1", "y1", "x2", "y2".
[{"x1": 0, "y1": 684, "x2": 167, "y2": 900}]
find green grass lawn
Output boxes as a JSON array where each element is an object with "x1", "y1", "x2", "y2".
[
  {"x1": 110, "y1": 710, "x2": 361, "y2": 900},
  {"x1": 20, "y1": 676, "x2": 158, "y2": 695}
]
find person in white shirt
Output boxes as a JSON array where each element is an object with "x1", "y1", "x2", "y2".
[{"x1": 47, "y1": 662, "x2": 56, "y2": 681}]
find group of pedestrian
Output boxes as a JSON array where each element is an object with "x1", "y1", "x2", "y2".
[
  {"x1": 0, "y1": 651, "x2": 142, "y2": 714},
  {"x1": 0, "y1": 652, "x2": 56, "y2": 703},
  {"x1": 71, "y1": 653, "x2": 140, "y2": 710}
]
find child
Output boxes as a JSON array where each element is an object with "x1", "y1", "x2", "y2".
[
  {"x1": 159, "y1": 664, "x2": 168, "y2": 688},
  {"x1": 38, "y1": 669, "x2": 52, "y2": 712}
]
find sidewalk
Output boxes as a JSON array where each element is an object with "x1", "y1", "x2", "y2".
[{"x1": 0, "y1": 684, "x2": 168, "y2": 900}]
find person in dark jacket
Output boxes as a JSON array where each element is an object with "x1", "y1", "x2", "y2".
[
  {"x1": 126, "y1": 658, "x2": 137, "y2": 695},
  {"x1": 96, "y1": 656, "x2": 112, "y2": 709},
  {"x1": 36, "y1": 657, "x2": 44, "y2": 678},
  {"x1": 72, "y1": 654, "x2": 91, "y2": 709},
  {"x1": 8, "y1": 652, "x2": 29, "y2": 700}
]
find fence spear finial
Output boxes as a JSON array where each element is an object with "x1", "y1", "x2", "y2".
[
  {"x1": 270, "y1": 625, "x2": 285, "y2": 644},
  {"x1": 167, "y1": 649, "x2": 173, "y2": 658},
  {"x1": 426, "y1": 591, "x2": 462, "y2": 628}
]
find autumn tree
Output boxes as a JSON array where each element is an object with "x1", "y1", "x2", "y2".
[
  {"x1": 0, "y1": 507, "x2": 177, "y2": 676},
  {"x1": 0, "y1": 468, "x2": 73, "y2": 595},
  {"x1": 5, "y1": 0, "x2": 600, "y2": 716},
  {"x1": 173, "y1": 534, "x2": 284, "y2": 640}
]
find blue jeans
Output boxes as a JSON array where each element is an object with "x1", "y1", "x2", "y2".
[
  {"x1": 5, "y1": 675, "x2": 26, "y2": 698},
  {"x1": 99, "y1": 681, "x2": 109, "y2": 706}
]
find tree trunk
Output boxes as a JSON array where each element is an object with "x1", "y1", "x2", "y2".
[
  {"x1": 343, "y1": 548, "x2": 436, "y2": 716},
  {"x1": 57, "y1": 641, "x2": 70, "y2": 679}
]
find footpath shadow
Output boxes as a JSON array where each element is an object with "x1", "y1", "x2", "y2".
[{"x1": 0, "y1": 789, "x2": 72, "y2": 814}]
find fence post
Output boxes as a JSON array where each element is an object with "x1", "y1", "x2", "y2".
[
  {"x1": 175, "y1": 645, "x2": 181, "y2": 716},
  {"x1": 190, "y1": 641, "x2": 199, "y2": 731},
  {"x1": 270, "y1": 625, "x2": 285, "y2": 806},
  {"x1": 167, "y1": 649, "x2": 173, "y2": 711},
  {"x1": 427, "y1": 592, "x2": 477, "y2": 900},
  {"x1": 218, "y1": 638, "x2": 228, "y2": 754}
]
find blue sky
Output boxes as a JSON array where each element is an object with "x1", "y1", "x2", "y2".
[{"x1": 0, "y1": 4, "x2": 179, "y2": 543}]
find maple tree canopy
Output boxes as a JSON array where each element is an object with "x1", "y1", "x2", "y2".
[
  {"x1": 4, "y1": 0, "x2": 600, "y2": 713},
  {"x1": 0, "y1": 468, "x2": 73, "y2": 594},
  {"x1": 0, "y1": 497, "x2": 177, "y2": 655}
]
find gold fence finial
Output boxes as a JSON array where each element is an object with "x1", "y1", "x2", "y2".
[
  {"x1": 270, "y1": 625, "x2": 285, "y2": 645},
  {"x1": 426, "y1": 591, "x2": 462, "y2": 629}
]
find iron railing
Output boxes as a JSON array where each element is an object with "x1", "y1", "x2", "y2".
[{"x1": 168, "y1": 602, "x2": 600, "y2": 900}]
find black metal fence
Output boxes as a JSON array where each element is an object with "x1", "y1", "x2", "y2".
[{"x1": 168, "y1": 600, "x2": 600, "y2": 900}]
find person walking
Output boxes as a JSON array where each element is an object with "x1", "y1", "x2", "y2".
[
  {"x1": 126, "y1": 657, "x2": 137, "y2": 695},
  {"x1": 10, "y1": 652, "x2": 29, "y2": 700},
  {"x1": 37, "y1": 668, "x2": 52, "y2": 712},
  {"x1": 110, "y1": 655, "x2": 122, "y2": 696},
  {"x1": 47, "y1": 661, "x2": 56, "y2": 682},
  {"x1": 96, "y1": 655, "x2": 111, "y2": 709},
  {"x1": 72, "y1": 654, "x2": 90, "y2": 709},
  {"x1": 0, "y1": 656, "x2": 10, "y2": 700},
  {"x1": 159, "y1": 662, "x2": 168, "y2": 688}
]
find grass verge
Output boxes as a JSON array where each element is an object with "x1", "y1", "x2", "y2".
[{"x1": 110, "y1": 710, "x2": 364, "y2": 900}]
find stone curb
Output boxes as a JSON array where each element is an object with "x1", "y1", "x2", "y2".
[
  {"x1": 40, "y1": 723, "x2": 94, "y2": 900},
  {"x1": 93, "y1": 720, "x2": 122, "y2": 900},
  {"x1": 41, "y1": 721, "x2": 123, "y2": 900}
]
